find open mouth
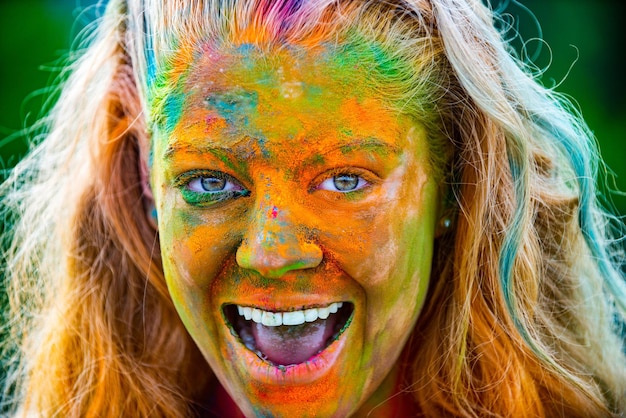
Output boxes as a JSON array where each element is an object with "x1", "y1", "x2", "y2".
[{"x1": 224, "y1": 302, "x2": 354, "y2": 367}]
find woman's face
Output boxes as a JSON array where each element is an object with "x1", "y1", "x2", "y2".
[{"x1": 151, "y1": 44, "x2": 440, "y2": 416}]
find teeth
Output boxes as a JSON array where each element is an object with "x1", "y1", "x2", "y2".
[
  {"x1": 282, "y1": 310, "x2": 305, "y2": 326},
  {"x1": 243, "y1": 307, "x2": 252, "y2": 320},
  {"x1": 261, "y1": 311, "x2": 282, "y2": 327},
  {"x1": 304, "y1": 308, "x2": 318, "y2": 322},
  {"x1": 251, "y1": 308, "x2": 262, "y2": 323},
  {"x1": 236, "y1": 302, "x2": 343, "y2": 327}
]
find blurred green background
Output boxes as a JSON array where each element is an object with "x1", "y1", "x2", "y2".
[
  {"x1": 0, "y1": 0, "x2": 105, "y2": 166},
  {"x1": 0, "y1": 0, "x2": 624, "y2": 212}
]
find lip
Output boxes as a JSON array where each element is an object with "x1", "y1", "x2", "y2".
[{"x1": 222, "y1": 301, "x2": 354, "y2": 385}]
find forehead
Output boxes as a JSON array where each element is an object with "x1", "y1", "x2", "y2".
[
  {"x1": 190, "y1": 43, "x2": 343, "y2": 87},
  {"x1": 154, "y1": 42, "x2": 416, "y2": 155},
  {"x1": 152, "y1": 39, "x2": 407, "y2": 130},
  {"x1": 185, "y1": 43, "x2": 389, "y2": 122}
]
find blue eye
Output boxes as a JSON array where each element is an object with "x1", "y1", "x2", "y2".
[
  {"x1": 318, "y1": 173, "x2": 369, "y2": 193},
  {"x1": 177, "y1": 171, "x2": 249, "y2": 206},
  {"x1": 188, "y1": 175, "x2": 242, "y2": 193}
]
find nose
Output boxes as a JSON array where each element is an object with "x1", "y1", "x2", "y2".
[{"x1": 236, "y1": 203, "x2": 323, "y2": 279}]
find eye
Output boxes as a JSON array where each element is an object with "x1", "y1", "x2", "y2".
[
  {"x1": 175, "y1": 171, "x2": 249, "y2": 206},
  {"x1": 317, "y1": 172, "x2": 369, "y2": 193},
  {"x1": 187, "y1": 174, "x2": 242, "y2": 193}
]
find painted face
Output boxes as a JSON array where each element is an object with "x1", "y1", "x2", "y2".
[{"x1": 151, "y1": 44, "x2": 440, "y2": 416}]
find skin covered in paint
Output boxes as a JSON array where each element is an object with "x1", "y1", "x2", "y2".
[{"x1": 151, "y1": 44, "x2": 441, "y2": 417}]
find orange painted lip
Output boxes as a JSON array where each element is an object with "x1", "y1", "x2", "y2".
[{"x1": 222, "y1": 302, "x2": 354, "y2": 385}]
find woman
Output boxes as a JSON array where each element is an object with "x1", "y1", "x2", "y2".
[{"x1": 2, "y1": 0, "x2": 625, "y2": 416}]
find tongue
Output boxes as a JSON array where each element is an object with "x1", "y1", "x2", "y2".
[{"x1": 252, "y1": 316, "x2": 337, "y2": 366}]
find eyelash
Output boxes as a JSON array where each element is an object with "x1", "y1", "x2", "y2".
[
  {"x1": 314, "y1": 168, "x2": 373, "y2": 194},
  {"x1": 174, "y1": 170, "x2": 250, "y2": 206},
  {"x1": 174, "y1": 168, "x2": 374, "y2": 207}
]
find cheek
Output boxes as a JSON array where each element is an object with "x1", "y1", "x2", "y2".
[
  {"x1": 331, "y1": 169, "x2": 436, "y2": 288},
  {"x1": 159, "y1": 199, "x2": 245, "y2": 284},
  {"x1": 158, "y1": 203, "x2": 242, "y2": 313},
  {"x1": 361, "y1": 208, "x2": 433, "y2": 336},
  {"x1": 347, "y1": 175, "x2": 438, "y2": 342}
]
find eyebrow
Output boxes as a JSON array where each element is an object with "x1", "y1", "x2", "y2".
[
  {"x1": 164, "y1": 137, "x2": 401, "y2": 164},
  {"x1": 164, "y1": 141, "x2": 239, "y2": 161},
  {"x1": 163, "y1": 140, "x2": 250, "y2": 176},
  {"x1": 303, "y1": 138, "x2": 401, "y2": 165}
]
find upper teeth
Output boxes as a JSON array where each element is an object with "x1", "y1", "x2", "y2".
[{"x1": 236, "y1": 302, "x2": 344, "y2": 327}]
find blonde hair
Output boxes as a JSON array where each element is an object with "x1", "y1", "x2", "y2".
[{"x1": 2, "y1": 0, "x2": 625, "y2": 416}]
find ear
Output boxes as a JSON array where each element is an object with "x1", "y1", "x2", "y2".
[{"x1": 138, "y1": 136, "x2": 158, "y2": 230}]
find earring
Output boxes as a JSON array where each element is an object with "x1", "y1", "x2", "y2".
[{"x1": 438, "y1": 216, "x2": 453, "y2": 233}]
